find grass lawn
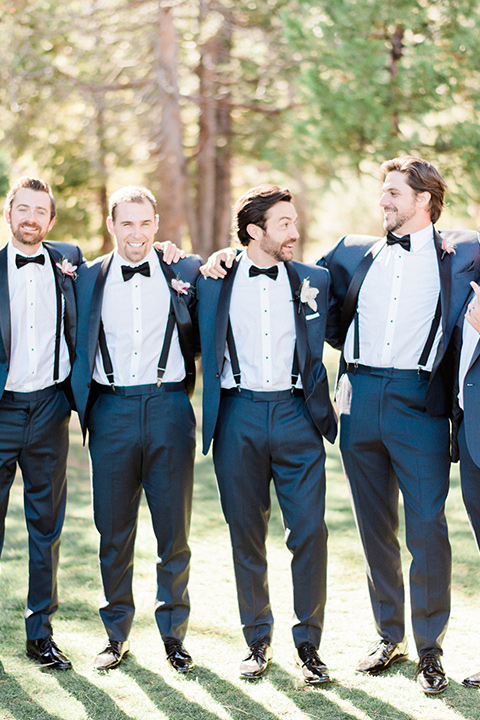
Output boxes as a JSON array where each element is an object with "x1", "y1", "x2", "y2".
[{"x1": 1, "y1": 345, "x2": 480, "y2": 720}]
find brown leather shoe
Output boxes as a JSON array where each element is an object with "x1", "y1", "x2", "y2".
[
  {"x1": 356, "y1": 638, "x2": 408, "y2": 674},
  {"x1": 296, "y1": 642, "x2": 330, "y2": 684},
  {"x1": 463, "y1": 670, "x2": 480, "y2": 688},
  {"x1": 164, "y1": 638, "x2": 194, "y2": 673},
  {"x1": 239, "y1": 637, "x2": 272, "y2": 679},
  {"x1": 416, "y1": 651, "x2": 448, "y2": 694},
  {"x1": 94, "y1": 640, "x2": 129, "y2": 670},
  {"x1": 26, "y1": 636, "x2": 72, "y2": 670}
]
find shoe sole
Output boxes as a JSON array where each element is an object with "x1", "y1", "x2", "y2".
[
  {"x1": 26, "y1": 651, "x2": 72, "y2": 670},
  {"x1": 240, "y1": 659, "x2": 272, "y2": 680},
  {"x1": 418, "y1": 679, "x2": 448, "y2": 695},
  {"x1": 462, "y1": 680, "x2": 480, "y2": 688},
  {"x1": 356, "y1": 654, "x2": 408, "y2": 675}
]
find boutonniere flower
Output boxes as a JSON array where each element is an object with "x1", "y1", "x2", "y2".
[
  {"x1": 171, "y1": 276, "x2": 193, "y2": 299},
  {"x1": 441, "y1": 238, "x2": 456, "y2": 260},
  {"x1": 56, "y1": 258, "x2": 77, "y2": 280},
  {"x1": 296, "y1": 277, "x2": 319, "y2": 312}
]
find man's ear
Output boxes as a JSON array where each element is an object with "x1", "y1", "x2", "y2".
[
  {"x1": 106, "y1": 216, "x2": 114, "y2": 235},
  {"x1": 246, "y1": 223, "x2": 263, "y2": 242},
  {"x1": 416, "y1": 191, "x2": 431, "y2": 211}
]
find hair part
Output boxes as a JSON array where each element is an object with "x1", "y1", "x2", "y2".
[
  {"x1": 5, "y1": 177, "x2": 56, "y2": 219},
  {"x1": 233, "y1": 184, "x2": 293, "y2": 246},
  {"x1": 380, "y1": 156, "x2": 447, "y2": 224},
  {"x1": 109, "y1": 185, "x2": 157, "y2": 222}
]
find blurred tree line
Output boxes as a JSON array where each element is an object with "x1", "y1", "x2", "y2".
[{"x1": 1, "y1": 0, "x2": 479, "y2": 257}]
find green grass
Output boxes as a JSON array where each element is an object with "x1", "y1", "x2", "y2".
[{"x1": 1, "y1": 345, "x2": 480, "y2": 719}]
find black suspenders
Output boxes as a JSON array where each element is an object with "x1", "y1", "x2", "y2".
[
  {"x1": 98, "y1": 299, "x2": 178, "y2": 389},
  {"x1": 343, "y1": 241, "x2": 442, "y2": 371},
  {"x1": 226, "y1": 317, "x2": 299, "y2": 391}
]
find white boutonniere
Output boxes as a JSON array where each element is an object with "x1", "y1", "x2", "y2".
[
  {"x1": 171, "y1": 276, "x2": 193, "y2": 299},
  {"x1": 298, "y1": 277, "x2": 319, "y2": 312},
  {"x1": 441, "y1": 238, "x2": 456, "y2": 260},
  {"x1": 56, "y1": 258, "x2": 78, "y2": 280}
]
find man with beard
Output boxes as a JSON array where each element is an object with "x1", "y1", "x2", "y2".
[
  {"x1": 197, "y1": 185, "x2": 337, "y2": 683},
  {"x1": 320, "y1": 156, "x2": 478, "y2": 694},
  {"x1": 0, "y1": 177, "x2": 82, "y2": 668},
  {"x1": 200, "y1": 159, "x2": 479, "y2": 693}
]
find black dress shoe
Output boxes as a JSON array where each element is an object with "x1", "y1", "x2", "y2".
[
  {"x1": 26, "y1": 637, "x2": 72, "y2": 670},
  {"x1": 463, "y1": 670, "x2": 480, "y2": 688},
  {"x1": 94, "y1": 640, "x2": 130, "y2": 670},
  {"x1": 296, "y1": 642, "x2": 330, "y2": 684},
  {"x1": 416, "y1": 651, "x2": 448, "y2": 694},
  {"x1": 164, "y1": 638, "x2": 194, "y2": 673},
  {"x1": 356, "y1": 638, "x2": 408, "y2": 674},
  {"x1": 239, "y1": 636, "x2": 272, "y2": 679}
]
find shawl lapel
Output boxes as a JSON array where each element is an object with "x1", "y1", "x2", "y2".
[{"x1": 0, "y1": 246, "x2": 11, "y2": 366}]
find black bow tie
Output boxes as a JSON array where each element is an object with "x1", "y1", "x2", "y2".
[
  {"x1": 16, "y1": 253, "x2": 45, "y2": 269},
  {"x1": 249, "y1": 264, "x2": 279, "y2": 280},
  {"x1": 386, "y1": 231, "x2": 411, "y2": 252},
  {"x1": 121, "y1": 261, "x2": 151, "y2": 281}
]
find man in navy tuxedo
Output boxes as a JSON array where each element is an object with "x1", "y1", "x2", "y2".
[
  {"x1": 197, "y1": 185, "x2": 337, "y2": 683},
  {"x1": 71, "y1": 186, "x2": 201, "y2": 673},
  {"x1": 0, "y1": 177, "x2": 82, "y2": 669},
  {"x1": 450, "y1": 275, "x2": 480, "y2": 689},
  {"x1": 320, "y1": 157, "x2": 479, "y2": 694}
]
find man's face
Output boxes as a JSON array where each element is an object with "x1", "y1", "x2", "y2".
[
  {"x1": 255, "y1": 201, "x2": 299, "y2": 263},
  {"x1": 4, "y1": 187, "x2": 55, "y2": 251},
  {"x1": 379, "y1": 171, "x2": 423, "y2": 234},
  {"x1": 107, "y1": 199, "x2": 159, "y2": 263}
]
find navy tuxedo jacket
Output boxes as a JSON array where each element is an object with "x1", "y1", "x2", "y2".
[
  {"x1": 71, "y1": 249, "x2": 201, "y2": 437},
  {"x1": 319, "y1": 229, "x2": 480, "y2": 417},
  {"x1": 0, "y1": 240, "x2": 83, "y2": 400},
  {"x1": 197, "y1": 256, "x2": 338, "y2": 455},
  {"x1": 450, "y1": 291, "x2": 480, "y2": 466}
]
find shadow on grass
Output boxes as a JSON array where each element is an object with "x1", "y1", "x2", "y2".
[
  {"x1": 55, "y1": 669, "x2": 135, "y2": 719},
  {"x1": 0, "y1": 660, "x2": 66, "y2": 720},
  {"x1": 123, "y1": 656, "x2": 238, "y2": 720}
]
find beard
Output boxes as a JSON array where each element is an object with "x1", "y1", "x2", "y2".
[
  {"x1": 259, "y1": 235, "x2": 293, "y2": 263},
  {"x1": 383, "y1": 204, "x2": 416, "y2": 233},
  {"x1": 11, "y1": 222, "x2": 47, "y2": 246}
]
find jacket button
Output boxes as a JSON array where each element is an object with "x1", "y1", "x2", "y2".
[{"x1": 215, "y1": 373, "x2": 220, "y2": 378}]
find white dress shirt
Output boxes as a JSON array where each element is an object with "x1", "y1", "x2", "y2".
[
  {"x1": 343, "y1": 224, "x2": 441, "y2": 371},
  {"x1": 93, "y1": 248, "x2": 185, "y2": 386},
  {"x1": 6, "y1": 241, "x2": 70, "y2": 392},
  {"x1": 220, "y1": 251, "x2": 301, "y2": 391},
  {"x1": 458, "y1": 295, "x2": 480, "y2": 410}
]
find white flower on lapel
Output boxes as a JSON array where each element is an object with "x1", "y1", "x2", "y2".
[
  {"x1": 441, "y1": 238, "x2": 456, "y2": 260},
  {"x1": 171, "y1": 276, "x2": 192, "y2": 296},
  {"x1": 56, "y1": 258, "x2": 77, "y2": 279},
  {"x1": 299, "y1": 277, "x2": 319, "y2": 312}
]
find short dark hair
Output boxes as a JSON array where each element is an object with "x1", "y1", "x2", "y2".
[
  {"x1": 109, "y1": 185, "x2": 157, "y2": 221},
  {"x1": 233, "y1": 184, "x2": 293, "y2": 246},
  {"x1": 380, "y1": 156, "x2": 447, "y2": 224},
  {"x1": 5, "y1": 177, "x2": 56, "y2": 219}
]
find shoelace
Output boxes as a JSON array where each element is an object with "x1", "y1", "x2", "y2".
[
  {"x1": 299, "y1": 643, "x2": 322, "y2": 668},
  {"x1": 165, "y1": 639, "x2": 188, "y2": 659},
  {"x1": 246, "y1": 638, "x2": 269, "y2": 662},
  {"x1": 420, "y1": 653, "x2": 442, "y2": 673}
]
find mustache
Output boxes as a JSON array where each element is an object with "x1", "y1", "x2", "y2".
[{"x1": 19, "y1": 222, "x2": 42, "y2": 231}]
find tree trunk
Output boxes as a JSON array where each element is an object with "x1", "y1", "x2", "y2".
[{"x1": 151, "y1": 2, "x2": 197, "y2": 248}]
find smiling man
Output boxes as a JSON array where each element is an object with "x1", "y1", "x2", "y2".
[
  {"x1": 320, "y1": 156, "x2": 479, "y2": 694},
  {"x1": 197, "y1": 185, "x2": 337, "y2": 683},
  {"x1": 71, "y1": 186, "x2": 201, "y2": 673},
  {"x1": 0, "y1": 177, "x2": 82, "y2": 669}
]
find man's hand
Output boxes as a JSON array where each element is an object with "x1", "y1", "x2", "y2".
[
  {"x1": 466, "y1": 280, "x2": 480, "y2": 333},
  {"x1": 200, "y1": 247, "x2": 237, "y2": 279},
  {"x1": 154, "y1": 241, "x2": 186, "y2": 264}
]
